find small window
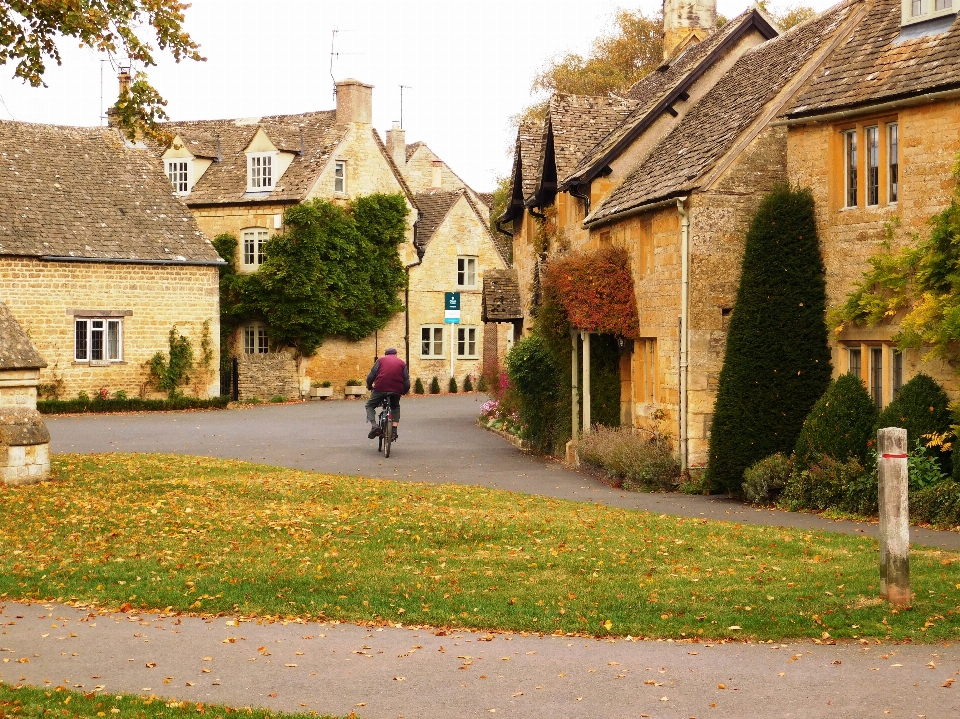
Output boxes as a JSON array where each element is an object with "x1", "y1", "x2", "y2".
[
  {"x1": 248, "y1": 153, "x2": 274, "y2": 191},
  {"x1": 166, "y1": 159, "x2": 190, "y2": 195},
  {"x1": 888, "y1": 123, "x2": 899, "y2": 203},
  {"x1": 457, "y1": 256, "x2": 478, "y2": 288},
  {"x1": 243, "y1": 323, "x2": 269, "y2": 354},
  {"x1": 913, "y1": 0, "x2": 924, "y2": 14},
  {"x1": 334, "y1": 160, "x2": 346, "y2": 194},
  {"x1": 844, "y1": 130, "x2": 858, "y2": 208},
  {"x1": 456, "y1": 326, "x2": 479, "y2": 358},
  {"x1": 420, "y1": 325, "x2": 444, "y2": 358},
  {"x1": 848, "y1": 347, "x2": 861, "y2": 378},
  {"x1": 241, "y1": 228, "x2": 269, "y2": 270},
  {"x1": 892, "y1": 349, "x2": 904, "y2": 398},
  {"x1": 935, "y1": 0, "x2": 953, "y2": 9},
  {"x1": 870, "y1": 346, "x2": 883, "y2": 409},
  {"x1": 866, "y1": 126, "x2": 879, "y2": 206},
  {"x1": 75, "y1": 317, "x2": 122, "y2": 362},
  {"x1": 903, "y1": 0, "x2": 954, "y2": 24}
]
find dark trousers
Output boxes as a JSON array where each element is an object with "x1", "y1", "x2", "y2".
[{"x1": 366, "y1": 391, "x2": 401, "y2": 423}]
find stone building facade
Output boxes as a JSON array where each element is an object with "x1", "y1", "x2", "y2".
[{"x1": 0, "y1": 121, "x2": 222, "y2": 400}]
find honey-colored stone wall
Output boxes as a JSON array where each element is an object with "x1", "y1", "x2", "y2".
[
  {"x1": 1, "y1": 369, "x2": 50, "y2": 486},
  {"x1": 237, "y1": 352, "x2": 299, "y2": 401},
  {"x1": 0, "y1": 257, "x2": 220, "y2": 399},
  {"x1": 787, "y1": 100, "x2": 960, "y2": 397}
]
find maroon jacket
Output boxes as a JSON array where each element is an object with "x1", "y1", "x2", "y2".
[{"x1": 366, "y1": 353, "x2": 410, "y2": 395}]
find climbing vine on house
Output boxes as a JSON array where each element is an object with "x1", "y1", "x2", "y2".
[
  {"x1": 212, "y1": 193, "x2": 409, "y2": 360},
  {"x1": 834, "y1": 157, "x2": 960, "y2": 362}
]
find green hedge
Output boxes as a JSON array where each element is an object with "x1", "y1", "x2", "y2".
[
  {"x1": 38, "y1": 396, "x2": 230, "y2": 415},
  {"x1": 911, "y1": 480, "x2": 960, "y2": 529}
]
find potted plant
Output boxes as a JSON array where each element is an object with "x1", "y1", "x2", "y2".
[
  {"x1": 309, "y1": 380, "x2": 333, "y2": 399},
  {"x1": 344, "y1": 379, "x2": 366, "y2": 397}
]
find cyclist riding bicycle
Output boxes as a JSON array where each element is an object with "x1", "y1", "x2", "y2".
[{"x1": 365, "y1": 347, "x2": 410, "y2": 441}]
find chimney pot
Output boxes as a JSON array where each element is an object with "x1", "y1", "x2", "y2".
[
  {"x1": 662, "y1": 0, "x2": 717, "y2": 60},
  {"x1": 335, "y1": 79, "x2": 374, "y2": 125},
  {"x1": 107, "y1": 67, "x2": 133, "y2": 129},
  {"x1": 431, "y1": 159, "x2": 443, "y2": 189},
  {"x1": 386, "y1": 122, "x2": 406, "y2": 170}
]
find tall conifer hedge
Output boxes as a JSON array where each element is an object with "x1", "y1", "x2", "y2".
[{"x1": 705, "y1": 185, "x2": 832, "y2": 494}]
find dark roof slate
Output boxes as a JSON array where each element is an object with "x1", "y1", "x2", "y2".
[
  {"x1": 0, "y1": 121, "x2": 218, "y2": 263},
  {"x1": 415, "y1": 189, "x2": 509, "y2": 266},
  {"x1": 0, "y1": 302, "x2": 46, "y2": 370},
  {"x1": 482, "y1": 268, "x2": 523, "y2": 322},
  {"x1": 787, "y1": 0, "x2": 960, "y2": 117},
  {"x1": 589, "y1": 2, "x2": 854, "y2": 224},
  {"x1": 515, "y1": 120, "x2": 545, "y2": 203},
  {"x1": 548, "y1": 94, "x2": 639, "y2": 182}
]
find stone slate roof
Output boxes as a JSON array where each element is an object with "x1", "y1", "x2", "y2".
[
  {"x1": 787, "y1": 0, "x2": 960, "y2": 118},
  {"x1": 564, "y1": 8, "x2": 777, "y2": 188},
  {"x1": 0, "y1": 302, "x2": 46, "y2": 370},
  {"x1": 414, "y1": 189, "x2": 509, "y2": 266},
  {"x1": 158, "y1": 111, "x2": 348, "y2": 206},
  {"x1": 0, "y1": 121, "x2": 219, "y2": 263},
  {"x1": 406, "y1": 141, "x2": 426, "y2": 162},
  {"x1": 482, "y1": 268, "x2": 523, "y2": 322},
  {"x1": 477, "y1": 192, "x2": 494, "y2": 209},
  {"x1": 587, "y1": 2, "x2": 855, "y2": 225},
  {"x1": 547, "y1": 93, "x2": 639, "y2": 183},
  {"x1": 515, "y1": 119, "x2": 545, "y2": 204}
]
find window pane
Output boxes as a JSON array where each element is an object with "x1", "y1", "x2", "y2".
[
  {"x1": 457, "y1": 258, "x2": 465, "y2": 286},
  {"x1": 257, "y1": 230, "x2": 267, "y2": 265},
  {"x1": 870, "y1": 347, "x2": 882, "y2": 409},
  {"x1": 468, "y1": 259, "x2": 476, "y2": 286},
  {"x1": 421, "y1": 327, "x2": 431, "y2": 355},
  {"x1": 334, "y1": 162, "x2": 345, "y2": 193},
  {"x1": 866, "y1": 126, "x2": 879, "y2": 206},
  {"x1": 888, "y1": 124, "x2": 898, "y2": 203},
  {"x1": 913, "y1": 0, "x2": 923, "y2": 15},
  {"x1": 433, "y1": 327, "x2": 443, "y2": 356},
  {"x1": 468, "y1": 328, "x2": 476, "y2": 356},
  {"x1": 243, "y1": 232, "x2": 254, "y2": 265},
  {"x1": 107, "y1": 320, "x2": 121, "y2": 360},
  {"x1": 892, "y1": 349, "x2": 903, "y2": 398},
  {"x1": 936, "y1": 0, "x2": 951, "y2": 8},
  {"x1": 258, "y1": 327, "x2": 269, "y2": 354},
  {"x1": 75, "y1": 320, "x2": 88, "y2": 360},
  {"x1": 848, "y1": 348, "x2": 861, "y2": 378},
  {"x1": 91, "y1": 319, "x2": 104, "y2": 361},
  {"x1": 263, "y1": 156, "x2": 272, "y2": 187},
  {"x1": 457, "y1": 327, "x2": 465, "y2": 357},
  {"x1": 243, "y1": 326, "x2": 255, "y2": 354},
  {"x1": 845, "y1": 131, "x2": 858, "y2": 207}
]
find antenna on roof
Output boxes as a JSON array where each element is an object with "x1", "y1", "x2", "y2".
[
  {"x1": 329, "y1": 29, "x2": 339, "y2": 100},
  {"x1": 399, "y1": 85, "x2": 412, "y2": 129}
]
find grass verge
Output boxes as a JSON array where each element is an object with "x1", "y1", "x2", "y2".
[
  {"x1": 1, "y1": 454, "x2": 958, "y2": 643},
  {"x1": 0, "y1": 682, "x2": 346, "y2": 718}
]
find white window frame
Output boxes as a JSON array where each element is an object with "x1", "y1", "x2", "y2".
[
  {"x1": 165, "y1": 158, "x2": 191, "y2": 196},
  {"x1": 456, "y1": 256, "x2": 478, "y2": 289},
  {"x1": 334, "y1": 160, "x2": 347, "y2": 194},
  {"x1": 242, "y1": 322, "x2": 270, "y2": 355},
  {"x1": 865, "y1": 125, "x2": 880, "y2": 207},
  {"x1": 420, "y1": 325, "x2": 445, "y2": 358},
  {"x1": 888, "y1": 122, "x2": 899, "y2": 204},
  {"x1": 241, "y1": 228, "x2": 269, "y2": 271},
  {"x1": 843, "y1": 129, "x2": 858, "y2": 208},
  {"x1": 74, "y1": 317, "x2": 123, "y2": 363},
  {"x1": 456, "y1": 325, "x2": 479, "y2": 359},
  {"x1": 247, "y1": 152, "x2": 276, "y2": 191},
  {"x1": 903, "y1": 0, "x2": 954, "y2": 25}
]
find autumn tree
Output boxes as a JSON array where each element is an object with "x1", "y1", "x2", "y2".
[
  {"x1": 758, "y1": 1, "x2": 819, "y2": 30},
  {"x1": 0, "y1": 1, "x2": 203, "y2": 140}
]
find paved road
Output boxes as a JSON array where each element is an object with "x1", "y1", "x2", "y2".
[
  {"x1": 47, "y1": 395, "x2": 960, "y2": 550},
  {"x1": 2, "y1": 601, "x2": 958, "y2": 719}
]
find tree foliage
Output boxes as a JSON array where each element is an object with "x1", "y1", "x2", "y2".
[
  {"x1": 706, "y1": 185, "x2": 833, "y2": 494},
  {"x1": 149, "y1": 326, "x2": 194, "y2": 398},
  {"x1": 877, "y1": 373, "x2": 953, "y2": 475},
  {"x1": 757, "y1": 1, "x2": 820, "y2": 31},
  {"x1": 0, "y1": 1, "x2": 203, "y2": 140},
  {"x1": 793, "y1": 374, "x2": 877, "y2": 468},
  {"x1": 834, "y1": 159, "x2": 960, "y2": 363}
]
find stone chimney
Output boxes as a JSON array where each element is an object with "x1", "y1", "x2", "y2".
[
  {"x1": 431, "y1": 159, "x2": 443, "y2": 189},
  {"x1": 106, "y1": 67, "x2": 133, "y2": 129},
  {"x1": 386, "y1": 122, "x2": 406, "y2": 169},
  {"x1": 662, "y1": 0, "x2": 716, "y2": 60},
  {"x1": 335, "y1": 79, "x2": 374, "y2": 125}
]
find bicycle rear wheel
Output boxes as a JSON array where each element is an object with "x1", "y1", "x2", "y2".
[{"x1": 382, "y1": 407, "x2": 393, "y2": 458}]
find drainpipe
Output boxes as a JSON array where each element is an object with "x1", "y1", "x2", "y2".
[
  {"x1": 405, "y1": 209, "x2": 424, "y2": 366},
  {"x1": 571, "y1": 329, "x2": 579, "y2": 444},
  {"x1": 677, "y1": 197, "x2": 690, "y2": 473},
  {"x1": 569, "y1": 183, "x2": 590, "y2": 215},
  {"x1": 495, "y1": 217, "x2": 514, "y2": 237}
]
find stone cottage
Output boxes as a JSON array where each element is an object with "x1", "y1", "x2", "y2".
[
  {"x1": 0, "y1": 302, "x2": 50, "y2": 484},
  {"x1": 0, "y1": 120, "x2": 222, "y2": 400},
  {"x1": 781, "y1": 0, "x2": 960, "y2": 406}
]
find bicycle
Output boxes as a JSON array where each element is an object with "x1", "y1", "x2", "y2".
[{"x1": 375, "y1": 394, "x2": 396, "y2": 458}]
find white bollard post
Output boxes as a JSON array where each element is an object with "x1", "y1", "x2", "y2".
[{"x1": 878, "y1": 427, "x2": 910, "y2": 605}]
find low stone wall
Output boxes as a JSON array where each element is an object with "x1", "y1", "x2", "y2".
[{"x1": 237, "y1": 353, "x2": 299, "y2": 401}]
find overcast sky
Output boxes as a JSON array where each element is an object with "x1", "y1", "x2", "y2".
[{"x1": 0, "y1": 0, "x2": 837, "y2": 191}]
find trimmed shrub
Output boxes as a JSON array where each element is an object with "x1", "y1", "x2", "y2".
[
  {"x1": 476, "y1": 373, "x2": 488, "y2": 393},
  {"x1": 414, "y1": 377, "x2": 425, "y2": 394},
  {"x1": 38, "y1": 395, "x2": 230, "y2": 415},
  {"x1": 779, "y1": 454, "x2": 877, "y2": 515},
  {"x1": 877, "y1": 373, "x2": 952, "y2": 475},
  {"x1": 706, "y1": 185, "x2": 833, "y2": 495},
  {"x1": 911, "y1": 481, "x2": 960, "y2": 529},
  {"x1": 793, "y1": 374, "x2": 878, "y2": 468},
  {"x1": 577, "y1": 426, "x2": 680, "y2": 491},
  {"x1": 430, "y1": 376, "x2": 441, "y2": 394},
  {"x1": 507, "y1": 334, "x2": 560, "y2": 453},
  {"x1": 742, "y1": 453, "x2": 793, "y2": 505},
  {"x1": 448, "y1": 376, "x2": 458, "y2": 393},
  {"x1": 464, "y1": 375, "x2": 474, "y2": 392}
]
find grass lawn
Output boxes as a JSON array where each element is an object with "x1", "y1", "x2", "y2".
[
  {"x1": 0, "y1": 682, "x2": 346, "y2": 718},
  {"x1": 0, "y1": 453, "x2": 958, "y2": 643}
]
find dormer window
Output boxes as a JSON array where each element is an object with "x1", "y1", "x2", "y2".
[
  {"x1": 247, "y1": 152, "x2": 275, "y2": 191},
  {"x1": 902, "y1": 0, "x2": 955, "y2": 26},
  {"x1": 165, "y1": 159, "x2": 191, "y2": 196}
]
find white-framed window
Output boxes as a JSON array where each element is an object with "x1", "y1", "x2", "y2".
[
  {"x1": 420, "y1": 325, "x2": 444, "y2": 358},
  {"x1": 247, "y1": 153, "x2": 274, "y2": 191},
  {"x1": 241, "y1": 228, "x2": 269, "y2": 270},
  {"x1": 334, "y1": 160, "x2": 346, "y2": 194},
  {"x1": 242, "y1": 323, "x2": 269, "y2": 354},
  {"x1": 844, "y1": 130, "x2": 858, "y2": 208},
  {"x1": 165, "y1": 159, "x2": 190, "y2": 195},
  {"x1": 865, "y1": 126, "x2": 879, "y2": 206},
  {"x1": 74, "y1": 318, "x2": 123, "y2": 362},
  {"x1": 892, "y1": 349, "x2": 904, "y2": 398},
  {"x1": 870, "y1": 346, "x2": 883, "y2": 409},
  {"x1": 888, "y1": 123, "x2": 899, "y2": 203},
  {"x1": 456, "y1": 326, "x2": 479, "y2": 358},
  {"x1": 903, "y1": 0, "x2": 954, "y2": 25},
  {"x1": 847, "y1": 347, "x2": 862, "y2": 378},
  {"x1": 457, "y1": 256, "x2": 478, "y2": 288}
]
